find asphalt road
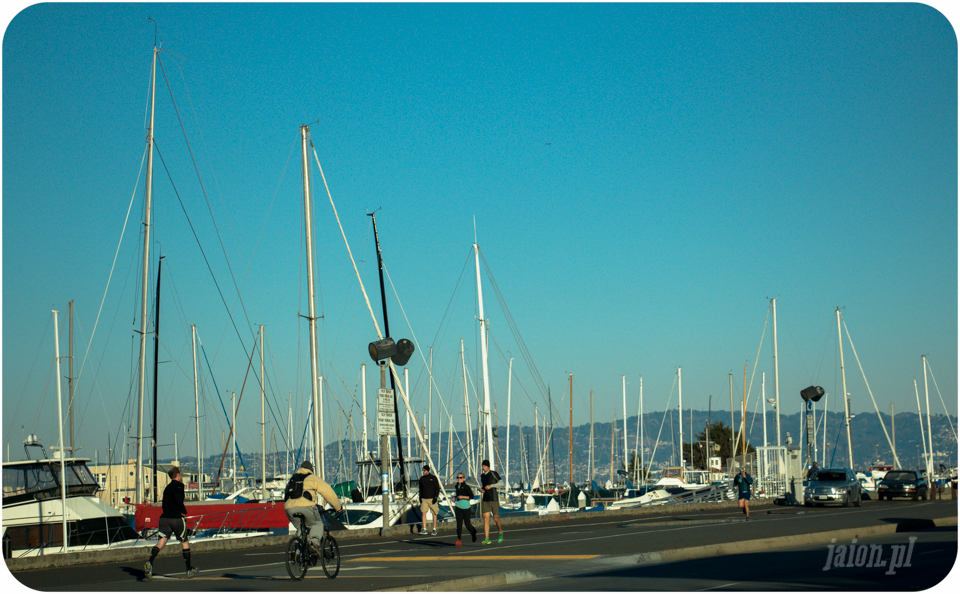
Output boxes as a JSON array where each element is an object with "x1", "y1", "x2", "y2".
[{"x1": 7, "y1": 498, "x2": 957, "y2": 592}]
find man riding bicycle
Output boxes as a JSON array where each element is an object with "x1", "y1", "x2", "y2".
[{"x1": 283, "y1": 461, "x2": 343, "y2": 546}]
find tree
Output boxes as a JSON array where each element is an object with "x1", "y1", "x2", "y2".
[{"x1": 683, "y1": 421, "x2": 753, "y2": 469}]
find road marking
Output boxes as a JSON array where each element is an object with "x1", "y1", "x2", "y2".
[{"x1": 353, "y1": 555, "x2": 600, "y2": 562}]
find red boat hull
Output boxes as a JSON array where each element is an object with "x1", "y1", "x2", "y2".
[{"x1": 135, "y1": 500, "x2": 290, "y2": 532}]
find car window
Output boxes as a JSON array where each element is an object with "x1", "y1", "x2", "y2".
[
  {"x1": 817, "y1": 472, "x2": 845, "y2": 482},
  {"x1": 884, "y1": 471, "x2": 915, "y2": 481}
]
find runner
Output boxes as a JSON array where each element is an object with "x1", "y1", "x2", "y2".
[
  {"x1": 479, "y1": 460, "x2": 504, "y2": 544},
  {"x1": 144, "y1": 466, "x2": 198, "y2": 579},
  {"x1": 734, "y1": 468, "x2": 753, "y2": 521}
]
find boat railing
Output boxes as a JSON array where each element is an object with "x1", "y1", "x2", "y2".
[{"x1": 664, "y1": 483, "x2": 733, "y2": 505}]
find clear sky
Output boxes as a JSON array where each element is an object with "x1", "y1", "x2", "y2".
[{"x1": 2, "y1": 3, "x2": 957, "y2": 467}]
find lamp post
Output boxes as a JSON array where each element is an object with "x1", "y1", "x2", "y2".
[{"x1": 368, "y1": 337, "x2": 414, "y2": 526}]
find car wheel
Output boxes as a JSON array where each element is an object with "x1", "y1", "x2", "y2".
[{"x1": 854, "y1": 492, "x2": 862, "y2": 507}]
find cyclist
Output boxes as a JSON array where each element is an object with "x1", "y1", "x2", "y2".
[{"x1": 283, "y1": 461, "x2": 343, "y2": 548}]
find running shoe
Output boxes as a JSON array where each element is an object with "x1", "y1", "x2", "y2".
[
  {"x1": 455, "y1": 540, "x2": 463, "y2": 547},
  {"x1": 497, "y1": 532, "x2": 504, "y2": 543},
  {"x1": 431, "y1": 529, "x2": 438, "y2": 536},
  {"x1": 482, "y1": 539, "x2": 492, "y2": 545},
  {"x1": 186, "y1": 567, "x2": 199, "y2": 578},
  {"x1": 143, "y1": 561, "x2": 152, "y2": 581}
]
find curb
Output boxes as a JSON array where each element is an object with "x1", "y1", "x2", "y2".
[{"x1": 377, "y1": 515, "x2": 958, "y2": 591}]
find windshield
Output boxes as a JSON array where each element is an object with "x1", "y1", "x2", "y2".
[
  {"x1": 883, "y1": 471, "x2": 917, "y2": 481},
  {"x1": 813, "y1": 471, "x2": 847, "y2": 482}
]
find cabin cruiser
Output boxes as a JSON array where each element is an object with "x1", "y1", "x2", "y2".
[{"x1": 2, "y1": 436, "x2": 139, "y2": 557}]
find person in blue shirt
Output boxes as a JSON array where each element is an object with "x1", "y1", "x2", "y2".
[{"x1": 733, "y1": 469, "x2": 753, "y2": 520}]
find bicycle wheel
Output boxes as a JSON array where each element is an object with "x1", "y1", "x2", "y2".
[
  {"x1": 285, "y1": 537, "x2": 308, "y2": 581},
  {"x1": 320, "y1": 533, "x2": 340, "y2": 578}
]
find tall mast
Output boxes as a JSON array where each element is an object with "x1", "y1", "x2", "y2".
[
  {"x1": 192, "y1": 325, "x2": 203, "y2": 500},
  {"x1": 260, "y1": 325, "x2": 266, "y2": 499},
  {"x1": 461, "y1": 339, "x2": 474, "y2": 478},
  {"x1": 589, "y1": 390, "x2": 594, "y2": 484},
  {"x1": 300, "y1": 125, "x2": 323, "y2": 478},
  {"x1": 772, "y1": 298, "x2": 781, "y2": 446},
  {"x1": 678, "y1": 367, "x2": 683, "y2": 468},
  {"x1": 54, "y1": 310, "x2": 68, "y2": 552},
  {"x1": 923, "y1": 355, "x2": 933, "y2": 478},
  {"x1": 638, "y1": 378, "x2": 644, "y2": 484},
  {"x1": 152, "y1": 256, "x2": 163, "y2": 502},
  {"x1": 836, "y1": 308, "x2": 854, "y2": 468},
  {"x1": 622, "y1": 376, "x2": 628, "y2": 477},
  {"x1": 68, "y1": 301, "x2": 75, "y2": 457},
  {"x1": 136, "y1": 43, "x2": 159, "y2": 506},
  {"x1": 569, "y1": 374, "x2": 573, "y2": 488},
  {"x1": 474, "y1": 243, "x2": 496, "y2": 466},
  {"x1": 506, "y1": 358, "x2": 513, "y2": 489},
  {"x1": 362, "y1": 364, "x2": 368, "y2": 459}
]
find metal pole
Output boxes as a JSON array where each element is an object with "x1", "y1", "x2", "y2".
[
  {"x1": 193, "y1": 325, "x2": 202, "y2": 500},
  {"x1": 260, "y1": 326, "x2": 266, "y2": 499},
  {"x1": 837, "y1": 309, "x2": 854, "y2": 468},
  {"x1": 380, "y1": 364, "x2": 391, "y2": 525},
  {"x1": 54, "y1": 310, "x2": 68, "y2": 553},
  {"x1": 136, "y1": 44, "x2": 158, "y2": 506},
  {"x1": 772, "y1": 298, "x2": 781, "y2": 447},
  {"x1": 474, "y1": 244, "x2": 496, "y2": 466},
  {"x1": 301, "y1": 125, "x2": 324, "y2": 480},
  {"x1": 507, "y1": 358, "x2": 513, "y2": 489}
]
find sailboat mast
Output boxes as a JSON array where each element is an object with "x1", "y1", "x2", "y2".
[
  {"x1": 461, "y1": 339, "x2": 474, "y2": 478},
  {"x1": 836, "y1": 308, "x2": 854, "y2": 468},
  {"x1": 678, "y1": 367, "x2": 683, "y2": 468},
  {"x1": 53, "y1": 310, "x2": 68, "y2": 553},
  {"x1": 192, "y1": 325, "x2": 202, "y2": 500},
  {"x1": 260, "y1": 325, "x2": 266, "y2": 500},
  {"x1": 136, "y1": 43, "x2": 159, "y2": 506},
  {"x1": 569, "y1": 374, "x2": 573, "y2": 488},
  {"x1": 923, "y1": 355, "x2": 933, "y2": 477},
  {"x1": 622, "y1": 376, "x2": 627, "y2": 478},
  {"x1": 507, "y1": 358, "x2": 513, "y2": 489},
  {"x1": 474, "y1": 243, "x2": 496, "y2": 466},
  {"x1": 152, "y1": 256, "x2": 163, "y2": 501},
  {"x1": 589, "y1": 390, "x2": 594, "y2": 484},
  {"x1": 772, "y1": 298, "x2": 781, "y2": 446},
  {"x1": 68, "y1": 301, "x2": 75, "y2": 457},
  {"x1": 300, "y1": 125, "x2": 324, "y2": 479}
]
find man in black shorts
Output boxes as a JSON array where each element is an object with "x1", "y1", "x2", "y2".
[{"x1": 144, "y1": 466, "x2": 198, "y2": 579}]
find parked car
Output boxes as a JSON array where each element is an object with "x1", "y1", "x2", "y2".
[
  {"x1": 876, "y1": 469, "x2": 929, "y2": 501},
  {"x1": 803, "y1": 468, "x2": 862, "y2": 507}
]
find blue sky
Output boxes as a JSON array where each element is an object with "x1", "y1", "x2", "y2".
[{"x1": 2, "y1": 3, "x2": 957, "y2": 468}]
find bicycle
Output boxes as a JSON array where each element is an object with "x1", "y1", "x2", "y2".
[{"x1": 285, "y1": 509, "x2": 341, "y2": 580}]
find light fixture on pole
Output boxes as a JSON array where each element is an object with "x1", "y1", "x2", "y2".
[{"x1": 368, "y1": 337, "x2": 415, "y2": 525}]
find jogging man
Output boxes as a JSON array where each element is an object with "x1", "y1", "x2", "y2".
[
  {"x1": 479, "y1": 459, "x2": 504, "y2": 544},
  {"x1": 418, "y1": 465, "x2": 441, "y2": 535},
  {"x1": 144, "y1": 466, "x2": 197, "y2": 579},
  {"x1": 734, "y1": 468, "x2": 753, "y2": 520},
  {"x1": 283, "y1": 461, "x2": 342, "y2": 548}
]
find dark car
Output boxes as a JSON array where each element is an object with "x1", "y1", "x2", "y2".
[
  {"x1": 877, "y1": 469, "x2": 929, "y2": 501},
  {"x1": 803, "y1": 468, "x2": 862, "y2": 507}
]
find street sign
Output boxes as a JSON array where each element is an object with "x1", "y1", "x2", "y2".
[{"x1": 377, "y1": 388, "x2": 397, "y2": 436}]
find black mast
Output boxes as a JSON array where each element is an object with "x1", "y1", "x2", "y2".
[
  {"x1": 367, "y1": 213, "x2": 408, "y2": 496},
  {"x1": 152, "y1": 255, "x2": 164, "y2": 502}
]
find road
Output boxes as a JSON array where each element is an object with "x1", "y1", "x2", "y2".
[{"x1": 7, "y1": 498, "x2": 957, "y2": 591}]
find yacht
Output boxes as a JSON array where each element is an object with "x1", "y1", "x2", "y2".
[{"x1": 2, "y1": 436, "x2": 139, "y2": 557}]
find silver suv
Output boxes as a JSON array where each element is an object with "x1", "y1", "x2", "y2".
[{"x1": 803, "y1": 468, "x2": 862, "y2": 507}]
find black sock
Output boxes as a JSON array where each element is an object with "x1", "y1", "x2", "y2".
[
  {"x1": 183, "y1": 549, "x2": 192, "y2": 570},
  {"x1": 149, "y1": 546, "x2": 160, "y2": 564}
]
